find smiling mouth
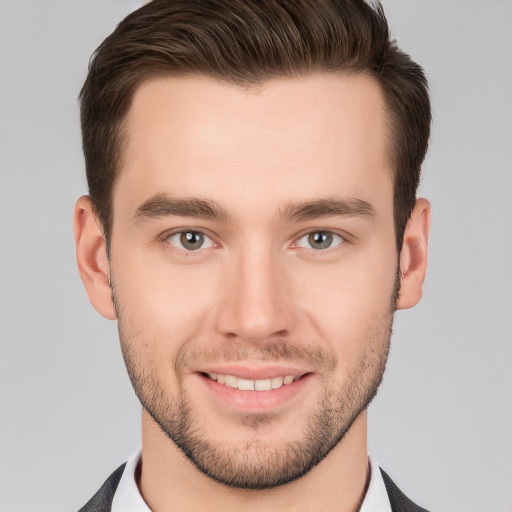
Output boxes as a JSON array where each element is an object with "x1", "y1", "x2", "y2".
[{"x1": 203, "y1": 372, "x2": 305, "y2": 391}]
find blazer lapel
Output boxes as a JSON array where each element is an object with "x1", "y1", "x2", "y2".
[
  {"x1": 77, "y1": 463, "x2": 126, "y2": 512},
  {"x1": 380, "y1": 468, "x2": 430, "y2": 512}
]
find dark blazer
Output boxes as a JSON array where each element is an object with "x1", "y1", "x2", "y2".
[{"x1": 78, "y1": 463, "x2": 430, "y2": 512}]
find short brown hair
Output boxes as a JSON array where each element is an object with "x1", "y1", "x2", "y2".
[{"x1": 79, "y1": 0, "x2": 430, "y2": 251}]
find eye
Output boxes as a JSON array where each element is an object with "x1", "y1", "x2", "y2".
[
  {"x1": 166, "y1": 231, "x2": 215, "y2": 251},
  {"x1": 295, "y1": 231, "x2": 344, "y2": 250}
]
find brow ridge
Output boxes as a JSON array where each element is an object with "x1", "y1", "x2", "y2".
[{"x1": 133, "y1": 193, "x2": 375, "y2": 225}]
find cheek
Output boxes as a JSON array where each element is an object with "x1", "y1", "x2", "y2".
[
  {"x1": 111, "y1": 248, "x2": 220, "y2": 362},
  {"x1": 294, "y1": 257, "x2": 396, "y2": 319},
  {"x1": 288, "y1": 250, "x2": 396, "y2": 358}
]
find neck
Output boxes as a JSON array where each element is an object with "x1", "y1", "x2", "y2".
[{"x1": 138, "y1": 410, "x2": 369, "y2": 512}]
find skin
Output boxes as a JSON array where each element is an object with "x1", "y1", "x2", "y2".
[{"x1": 74, "y1": 73, "x2": 430, "y2": 512}]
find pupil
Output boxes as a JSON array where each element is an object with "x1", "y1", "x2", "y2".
[
  {"x1": 309, "y1": 231, "x2": 332, "y2": 249},
  {"x1": 181, "y1": 231, "x2": 203, "y2": 250}
]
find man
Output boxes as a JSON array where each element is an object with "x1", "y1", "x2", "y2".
[{"x1": 74, "y1": 0, "x2": 431, "y2": 510}]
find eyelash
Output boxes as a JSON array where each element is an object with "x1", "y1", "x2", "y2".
[{"x1": 161, "y1": 229, "x2": 346, "y2": 256}]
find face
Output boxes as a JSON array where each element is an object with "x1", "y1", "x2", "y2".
[{"x1": 109, "y1": 74, "x2": 398, "y2": 488}]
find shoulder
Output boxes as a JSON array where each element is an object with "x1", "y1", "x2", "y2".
[
  {"x1": 77, "y1": 463, "x2": 126, "y2": 512},
  {"x1": 380, "y1": 468, "x2": 431, "y2": 512}
]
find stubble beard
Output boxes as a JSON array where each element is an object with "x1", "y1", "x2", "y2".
[{"x1": 113, "y1": 270, "x2": 399, "y2": 490}]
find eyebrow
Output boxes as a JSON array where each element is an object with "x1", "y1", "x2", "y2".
[
  {"x1": 133, "y1": 194, "x2": 229, "y2": 224},
  {"x1": 280, "y1": 197, "x2": 375, "y2": 222},
  {"x1": 133, "y1": 193, "x2": 375, "y2": 225}
]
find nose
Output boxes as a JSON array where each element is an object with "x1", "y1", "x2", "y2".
[{"x1": 214, "y1": 244, "x2": 297, "y2": 343}]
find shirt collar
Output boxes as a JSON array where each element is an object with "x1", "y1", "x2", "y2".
[
  {"x1": 360, "y1": 455, "x2": 392, "y2": 512},
  {"x1": 111, "y1": 449, "x2": 151, "y2": 512},
  {"x1": 111, "y1": 449, "x2": 391, "y2": 512}
]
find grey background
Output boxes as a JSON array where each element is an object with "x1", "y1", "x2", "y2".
[{"x1": 0, "y1": 1, "x2": 510, "y2": 511}]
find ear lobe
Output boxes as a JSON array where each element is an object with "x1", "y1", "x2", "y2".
[
  {"x1": 73, "y1": 196, "x2": 117, "y2": 320},
  {"x1": 397, "y1": 198, "x2": 431, "y2": 310}
]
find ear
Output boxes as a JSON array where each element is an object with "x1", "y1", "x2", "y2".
[
  {"x1": 73, "y1": 196, "x2": 117, "y2": 320},
  {"x1": 397, "y1": 198, "x2": 431, "y2": 310}
]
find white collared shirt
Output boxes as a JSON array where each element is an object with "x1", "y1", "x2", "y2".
[{"x1": 111, "y1": 449, "x2": 391, "y2": 512}]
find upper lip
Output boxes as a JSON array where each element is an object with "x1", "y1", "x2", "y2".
[{"x1": 198, "y1": 365, "x2": 310, "y2": 380}]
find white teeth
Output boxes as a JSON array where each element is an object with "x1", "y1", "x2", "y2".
[
  {"x1": 207, "y1": 373, "x2": 299, "y2": 391},
  {"x1": 255, "y1": 379, "x2": 272, "y2": 391},
  {"x1": 225, "y1": 375, "x2": 238, "y2": 388},
  {"x1": 237, "y1": 378, "x2": 255, "y2": 391},
  {"x1": 271, "y1": 377, "x2": 284, "y2": 389}
]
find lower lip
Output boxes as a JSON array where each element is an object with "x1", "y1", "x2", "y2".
[{"x1": 199, "y1": 373, "x2": 313, "y2": 411}]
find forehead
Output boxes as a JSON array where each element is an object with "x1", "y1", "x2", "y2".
[{"x1": 116, "y1": 73, "x2": 392, "y2": 221}]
